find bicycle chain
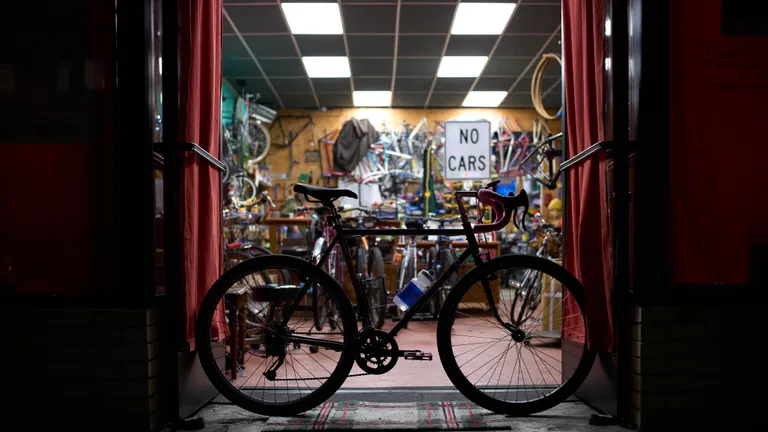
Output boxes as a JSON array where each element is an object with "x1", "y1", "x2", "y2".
[
  {"x1": 270, "y1": 372, "x2": 370, "y2": 382},
  {"x1": 268, "y1": 331, "x2": 368, "y2": 381},
  {"x1": 292, "y1": 331, "x2": 344, "y2": 336}
]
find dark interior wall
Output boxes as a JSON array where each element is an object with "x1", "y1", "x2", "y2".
[
  {"x1": 631, "y1": 1, "x2": 768, "y2": 429},
  {"x1": 0, "y1": 0, "x2": 117, "y2": 296}
]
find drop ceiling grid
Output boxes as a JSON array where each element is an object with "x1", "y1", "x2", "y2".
[{"x1": 223, "y1": 0, "x2": 563, "y2": 108}]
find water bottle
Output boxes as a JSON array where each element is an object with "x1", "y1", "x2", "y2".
[{"x1": 393, "y1": 270, "x2": 434, "y2": 311}]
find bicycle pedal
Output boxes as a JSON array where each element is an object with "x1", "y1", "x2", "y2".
[{"x1": 404, "y1": 351, "x2": 433, "y2": 361}]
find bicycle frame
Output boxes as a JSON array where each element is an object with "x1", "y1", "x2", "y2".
[{"x1": 281, "y1": 191, "x2": 509, "y2": 353}]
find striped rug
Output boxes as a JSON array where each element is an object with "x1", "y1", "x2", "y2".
[{"x1": 263, "y1": 401, "x2": 507, "y2": 431}]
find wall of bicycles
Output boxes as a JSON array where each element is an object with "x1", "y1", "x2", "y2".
[{"x1": 263, "y1": 108, "x2": 560, "y2": 201}]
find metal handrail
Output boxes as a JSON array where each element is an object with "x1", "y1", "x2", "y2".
[{"x1": 154, "y1": 141, "x2": 225, "y2": 172}]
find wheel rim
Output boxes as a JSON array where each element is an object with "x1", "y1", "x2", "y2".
[
  {"x1": 197, "y1": 259, "x2": 355, "y2": 410},
  {"x1": 439, "y1": 259, "x2": 590, "y2": 412}
]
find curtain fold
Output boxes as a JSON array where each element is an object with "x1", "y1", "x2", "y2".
[
  {"x1": 179, "y1": 0, "x2": 224, "y2": 347},
  {"x1": 562, "y1": 0, "x2": 614, "y2": 352}
]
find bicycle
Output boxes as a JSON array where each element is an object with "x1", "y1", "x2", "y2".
[
  {"x1": 425, "y1": 216, "x2": 463, "y2": 315},
  {"x1": 196, "y1": 181, "x2": 594, "y2": 417},
  {"x1": 339, "y1": 206, "x2": 388, "y2": 329},
  {"x1": 395, "y1": 215, "x2": 435, "y2": 324},
  {"x1": 508, "y1": 222, "x2": 562, "y2": 328}
]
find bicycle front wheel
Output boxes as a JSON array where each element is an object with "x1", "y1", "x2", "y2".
[
  {"x1": 437, "y1": 255, "x2": 595, "y2": 416},
  {"x1": 196, "y1": 255, "x2": 357, "y2": 416}
]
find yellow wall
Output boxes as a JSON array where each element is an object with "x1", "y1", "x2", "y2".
[{"x1": 264, "y1": 108, "x2": 561, "y2": 201}]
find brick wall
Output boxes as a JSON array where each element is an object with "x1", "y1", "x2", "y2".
[
  {"x1": 630, "y1": 303, "x2": 763, "y2": 430},
  {"x1": 6, "y1": 308, "x2": 162, "y2": 431}
]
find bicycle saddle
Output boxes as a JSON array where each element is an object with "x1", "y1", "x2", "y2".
[
  {"x1": 404, "y1": 217, "x2": 425, "y2": 229},
  {"x1": 294, "y1": 183, "x2": 358, "y2": 202}
]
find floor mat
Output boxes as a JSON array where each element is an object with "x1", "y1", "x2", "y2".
[{"x1": 263, "y1": 401, "x2": 510, "y2": 431}]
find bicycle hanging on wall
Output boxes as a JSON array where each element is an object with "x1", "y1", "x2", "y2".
[{"x1": 196, "y1": 180, "x2": 595, "y2": 417}]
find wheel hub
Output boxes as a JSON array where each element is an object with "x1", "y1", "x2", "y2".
[
  {"x1": 263, "y1": 323, "x2": 289, "y2": 358},
  {"x1": 511, "y1": 328, "x2": 527, "y2": 343}
]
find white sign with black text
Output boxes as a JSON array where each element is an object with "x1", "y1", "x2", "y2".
[{"x1": 444, "y1": 120, "x2": 491, "y2": 180}]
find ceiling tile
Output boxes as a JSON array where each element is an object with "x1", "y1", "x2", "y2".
[
  {"x1": 473, "y1": 77, "x2": 516, "y2": 91},
  {"x1": 494, "y1": 35, "x2": 550, "y2": 57},
  {"x1": 350, "y1": 59, "x2": 394, "y2": 77},
  {"x1": 318, "y1": 93, "x2": 354, "y2": 108},
  {"x1": 224, "y1": 6, "x2": 288, "y2": 34},
  {"x1": 543, "y1": 35, "x2": 562, "y2": 55},
  {"x1": 500, "y1": 92, "x2": 533, "y2": 108},
  {"x1": 312, "y1": 78, "x2": 351, "y2": 93},
  {"x1": 482, "y1": 57, "x2": 529, "y2": 76},
  {"x1": 223, "y1": 59, "x2": 262, "y2": 77},
  {"x1": 428, "y1": 93, "x2": 467, "y2": 107},
  {"x1": 341, "y1": 0, "x2": 396, "y2": 3},
  {"x1": 445, "y1": 36, "x2": 497, "y2": 56},
  {"x1": 433, "y1": 78, "x2": 474, "y2": 92},
  {"x1": 279, "y1": 94, "x2": 317, "y2": 109},
  {"x1": 295, "y1": 35, "x2": 346, "y2": 56},
  {"x1": 395, "y1": 77, "x2": 434, "y2": 92},
  {"x1": 514, "y1": 74, "x2": 559, "y2": 92},
  {"x1": 399, "y1": 5, "x2": 455, "y2": 34},
  {"x1": 354, "y1": 78, "x2": 393, "y2": 91},
  {"x1": 270, "y1": 77, "x2": 312, "y2": 93},
  {"x1": 397, "y1": 35, "x2": 445, "y2": 57},
  {"x1": 224, "y1": 78, "x2": 273, "y2": 98},
  {"x1": 259, "y1": 59, "x2": 306, "y2": 77},
  {"x1": 223, "y1": 35, "x2": 250, "y2": 60},
  {"x1": 347, "y1": 36, "x2": 395, "y2": 57},
  {"x1": 542, "y1": 92, "x2": 563, "y2": 108},
  {"x1": 392, "y1": 93, "x2": 428, "y2": 107},
  {"x1": 223, "y1": 16, "x2": 235, "y2": 34},
  {"x1": 243, "y1": 35, "x2": 296, "y2": 57},
  {"x1": 342, "y1": 6, "x2": 397, "y2": 34},
  {"x1": 395, "y1": 58, "x2": 440, "y2": 77},
  {"x1": 507, "y1": 5, "x2": 561, "y2": 34}
]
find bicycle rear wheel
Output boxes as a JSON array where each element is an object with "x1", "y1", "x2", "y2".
[
  {"x1": 437, "y1": 255, "x2": 595, "y2": 416},
  {"x1": 366, "y1": 246, "x2": 386, "y2": 329},
  {"x1": 247, "y1": 121, "x2": 271, "y2": 164},
  {"x1": 196, "y1": 255, "x2": 357, "y2": 416},
  {"x1": 434, "y1": 247, "x2": 458, "y2": 317}
]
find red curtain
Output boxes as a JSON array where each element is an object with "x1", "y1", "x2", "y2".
[
  {"x1": 669, "y1": 0, "x2": 768, "y2": 284},
  {"x1": 562, "y1": 0, "x2": 614, "y2": 352},
  {"x1": 179, "y1": 0, "x2": 224, "y2": 347}
]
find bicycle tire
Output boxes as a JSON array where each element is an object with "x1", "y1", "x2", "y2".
[
  {"x1": 437, "y1": 254, "x2": 595, "y2": 416},
  {"x1": 434, "y1": 247, "x2": 459, "y2": 317},
  {"x1": 366, "y1": 246, "x2": 386, "y2": 329},
  {"x1": 247, "y1": 121, "x2": 271, "y2": 164},
  {"x1": 326, "y1": 246, "x2": 341, "y2": 329},
  {"x1": 312, "y1": 238, "x2": 328, "y2": 331},
  {"x1": 231, "y1": 173, "x2": 257, "y2": 202},
  {"x1": 394, "y1": 252, "x2": 415, "y2": 325},
  {"x1": 224, "y1": 247, "x2": 291, "y2": 280},
  {"x1": 196, "y1": 254, "x2": 357, "y2": 416}
]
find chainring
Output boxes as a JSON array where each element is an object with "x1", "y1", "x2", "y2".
[{"x1": 354, "y1": 329, "x2": 398, "y2": 374}]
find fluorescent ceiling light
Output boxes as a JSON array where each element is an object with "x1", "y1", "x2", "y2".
[
  {"x1": 451, "y1": 3, "x2": 517, "y2": 35},
  {"x1": 462, "y1": 91, "x2": 508, "y2": 107},
  {"x1": 302, "y1": 56, "x2": 351, "y2": 78},
  {"x1": 353, "y1": 91, "x2": 392, "y2": 107},
  {"x1": 437, "y1": 56, "x2": 488, "y2": 78},
  {"x1": 281, "y1": 3, "x2": 343, "y2": 35}
]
